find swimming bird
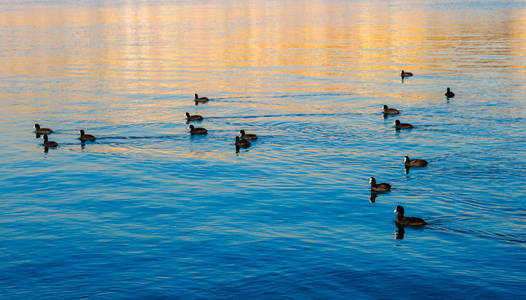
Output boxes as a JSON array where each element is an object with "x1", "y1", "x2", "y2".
[
  {"x1": 401, "y1": 70, "x2": 413, "y2": 78},
  {"x1": 394, "y1": 205, "x2": 427, "y2": 226},
  {"x1": 79, "y1": 130, "x2": 96, "y2": 142},
  {"x1": 369, "y1": 177, "x2": 391, "y2": 192},
  {"x1": 189, "y1": 125, "x2": 207, "y2": 135},
  {"x1": 240, "y1": 130, "x2": 257, "y2": 140},
  {"x1": 235, "y1": 136, "x2": 251, "y2": 148},
  {"x1": 404, "y1": 156, "x2": 428, "y2": 167},
  {"x1": 194, "y1": 94, "x2": 209, "y2": 103},
  {"x1": 186, "y1": 112, "x2": 203, "y2": 121},
  {"x1": 35, "y1": 123, "x2": 53, "y2": 134},
  {"x1": 43, "y1": 134, "x2": 58, "y2": 147},
  {"x1": 445, "y1": 88, "x2": 455, "y2": 98},
  {"x1": 383, "y1": 105, "x2": 400, "y2": 115},
  {"x1": 394, "y1": 119, "x2": 413, "y2": 130}
]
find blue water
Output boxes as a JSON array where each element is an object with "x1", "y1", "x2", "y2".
[{"x1": 1, "y1": 0, "x2": 525, "y2": 298}]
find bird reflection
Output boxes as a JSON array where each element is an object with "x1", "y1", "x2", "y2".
[
  {"x1": 44, "y1": 146, "x2": 49, "y2": 153},
  {"x1": 404, "y1": 166, "x2": 410, "y2": 174},
  {"x1": 369, "y1": 192, "x2": 378, "y2": 203},
  {"x1": 395, "y1": 223, "x2": 405, "y2": 240},
  {"x1": 35, "y1": 133, "x2": 41, "y2": 139}
]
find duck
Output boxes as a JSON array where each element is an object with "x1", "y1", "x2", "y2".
[
  {"x1": 35, "y1": 123, "x2": 53, "y2": 134},
  {"x1": 394, "y1": 119, "x2": 413, "y2": 130},
  {"x1": 394, "y1": 205, "x2": 427, "y2": 226},
  {"x1": 235, "y1": 136, "x2": 251, "y2": 148},
  {"x1": 445, "y1": 88, "x2": 455, "y2": 98},
  {"x1": 400, "y1": 70, "x2": 413, "y2": 78},
  {"x1": 189, "y1": 124, "x2": 207, "y2": 135},
  {"x1": 369, "y1": 177, "x2": 391, "y2": 192},
  {"x1": 240, "y1": 130, "x2": 257, "y2": 140},
  {"x1": 194, "y1": 93, "x2": 209, "y2": 103},
  {"x1": 43, "y1": 134, "x2": 58, "y2": 147},
  {"x1": 404, "y1": 156, "x2": 428, "y2": 167},
  {"x1": 186, "y1": 112, "x2": 203, "y2": 121},
  {"x1": 383, "y1": 105, "x2": 400, "y2": 115},
  {"x1": 80, "y1": 130, "x2": 96, "y2": 142}
]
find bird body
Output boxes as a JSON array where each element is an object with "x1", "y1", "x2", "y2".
[
  {"x1": 401, "y1": 70, "x2": 413, "y2": 78},
  {"x1": 80, "y1": 130, "x2": 96, "y2": 142},
  {"x1": 240, "y1": 130, "x2": 257, "y2": 140},
  {"x1": 370, "y1": 177, "x2": 391, "y2": 192},
  {"x1": 194, "y1": 94, "x2": 209, "y2": 103},
  {"x1": 394, "y1": 119, "x2": 413, "y2": 130},
  {"x1": 43, "y1": 134, "x2": 58, "y2": 147},
  {"x1": 235, "y1": 136, "x2": 251, "y2": 148},
  {"x1": 404, "y1": 156, "x2": 428, "y2": 167},
  {"x1": 394, "y1": 206, "x2": 427, "y2": 226},
  {"x1": 445, "y1": 88, "x2": 455, "y2": 98},
  {"x1": 189, "y1": 125, "x2": 207, "y2": 135},
  {"x1": 35, "y1": 123, "x2": 53, "y2": 134},
  {"x1": 186, "y1": 112, "x2": 203, "y2": 121},
  {"x1": 383, "y1": 105, "x2": 400, "y2": 115}
]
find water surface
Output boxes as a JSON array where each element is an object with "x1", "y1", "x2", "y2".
[{"x1": 0, "y1": 0, "x2": 525, "y2": 298}]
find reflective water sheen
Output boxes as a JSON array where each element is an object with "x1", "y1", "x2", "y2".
[{"x1": 1, "y1": 0, "x2": 525, "y2": 298}]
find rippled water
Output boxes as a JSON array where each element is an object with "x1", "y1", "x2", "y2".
[{"x1": 1, "y1": 0, "x2": 525, "y2": 298}]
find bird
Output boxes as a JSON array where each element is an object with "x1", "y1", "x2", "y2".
[
  {"x1": 394, "y1": 120, "x2": 413, "y2": 130},
  {"x1": 186, "y1": 112, "x2": 203, "y2": 121},
  {"x1": 400, "y1": 70, "x2": 413, "y2": 78},
  {"x1": 235, "y1": 136, "x2": 251, "y2": 148},
  {"x1": 194, "y1": 94, "x2": 209, "y2": 103},
  {"x1": 394, "y1": 206, "x2": 427, "y2": 226},
  {"x1": 404, "y1": 156, "x2": 428, "y2": 167},
  {"x1": 369, "y1": 177, "x2": 391, "y2": 192},
  {"x1": 79, "y1": 130, "x2": 96, "y2": 142},
  {"x1": 383, "y1": 105, "x2": 400, "y2": 115},
  {"x1": 35, "y1": 123, "x2": 53, "y2": 134},
  {"x1": 240, "y1": 130, "x2": 257, "y2": 140},
  {"x1": 189, "y1": 125, "x2": 207, "y2": 135},
  {"x1": 43, "y1": 134, "x2": 58, "y2": 147},
  {"x1": 445, "y1": 88, "x2": 455, "y2": 98}
]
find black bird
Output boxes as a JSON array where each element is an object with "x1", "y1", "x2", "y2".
[
  {"x1": 394, "y1": 120, "x2": 413, "y2": 130},
  {"x1": 35, "y1": 123, "x2": 53, "y2": 134},
  {"x1": 369, "y1": 177, "x2": 391, "y2": 192},
  {"x1": 401, "y1": 70, "x2": 413, "y2": 78},
  {"x1": 189, "y1": 125, "x2": 207, "y2": 135},
  {"x1": 404, "y1": 156, "x2": 428, "y2": 167},
  {"x1": 186, "y1": 112, "x2": 203, "y2": 121},
  {"x1": 240, "y1": 130, "x2": 257, "y2": 140},
  {"x1": 80, "y1": 130, "x2": 96, "y2": 142},
  {"x1": 445, "y1": 88, "x2": 455, "y2": 98},
  {"x1": 194, "y1": 93, "x2": 209, "y2": 103},
  {"x1": 43, "y1": 134, "x2": 58, "y2": 147},
  {"x1": 383, "y1": 105, "x2": 400, "y2": 115},
  {"x1": 235, "y1": 136, "x2": 251, "y2": 148},
  {"x1": 394, "y1": 206, "x2": 427, "y2": 226}
]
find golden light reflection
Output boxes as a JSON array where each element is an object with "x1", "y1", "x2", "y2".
[{"x1": 0, "y1": 0, "x2": 524, "y2": 120}]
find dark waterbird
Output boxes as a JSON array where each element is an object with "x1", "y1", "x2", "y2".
[
  {"x1": 404, "y1": 156, "x2": 428, "y2": 167},
  {"x1": 369, "y1": 177, "x2": 391, "y2": 192},
  {"x1": 235, "y1": 136, "x2": 251, "y2": 148},
  {"x1": 383, "y1": 105, "x2": 400, "y2": 115},
  {"x1": 43, "y1": 134, "x2": 58, "y2": 148},
  {"x1": 394, "y1": 119, "x2": 413, "y2": 130},
  {"x1": 80, "y1": 130, "x2": 96, "y2": 142},
  {"x1": 35, "y1": 123, "x2": 53, "y2": 134},
  {"x1": 189, "y1": 125, "x2": 207, "y2": 135},
  {"x1": 194, "y1": 93, "x2": 209, "y2": 103},
  {"x1": 400, "y1": 70, "x2": 413, "y2": 78},
  {"x1": 445, "y1": 87, "x2": 455, "y2": 98},
  {"x1": 394, "y1": 205, "x2": 427, "y2": 226},
  {"x1": 240, "y1": 130, "x2": 257, "y2": 140},
  {"x1": 186, "y1": 112, "x2": 203, "y2": 121}
]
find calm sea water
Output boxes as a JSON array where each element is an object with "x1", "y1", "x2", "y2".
[{"x1": 1, "y1": 0, "x2": 525, "y2": 298}]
